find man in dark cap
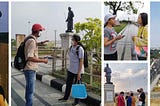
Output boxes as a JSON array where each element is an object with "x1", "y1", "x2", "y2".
[{"x1": 66, "y1": 7, "x2": 74, "y2": 32}]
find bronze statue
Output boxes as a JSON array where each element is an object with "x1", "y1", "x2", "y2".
[
  {"x1": 66, "y1": 7, "x2": 74, "y2": 32},
  {"x1": 104, "y1": 64, "x2": 113, "y2": 84}
]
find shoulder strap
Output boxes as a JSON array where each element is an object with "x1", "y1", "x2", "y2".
[
  {"x1": 76, "y1": 45, "x2": 80, "y2": 57},
  {"x1": 24, "y1": 36, "x2": 35, "y2": 44}
]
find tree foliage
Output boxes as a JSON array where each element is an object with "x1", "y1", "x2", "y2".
[
  {"x1": 74, "y1": 18, "x2": 101, "y2": 63},
  {"x1": 104, "y1": 1, "x2": 143, "y2": 15}
]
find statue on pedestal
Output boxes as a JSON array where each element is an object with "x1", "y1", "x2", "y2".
[
  {"x1": 104, "y1": 64, "x2": 113, "y2": 84},
  {"x1": 66, "y1": 7, "x2": 74, "y2": 33}
]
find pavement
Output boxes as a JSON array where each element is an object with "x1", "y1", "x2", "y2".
[
  {"x1": 117, "y1": 23, "x2": 138, "y2": 60},
  {"x1": 11, "y1": 62, "x2": 101, "y2": 106}
]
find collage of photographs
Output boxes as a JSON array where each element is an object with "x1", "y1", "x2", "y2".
[{"x1": 0, "y1": 0, "x2": 160, "y2": 106}]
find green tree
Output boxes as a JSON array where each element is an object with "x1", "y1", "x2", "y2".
[
  {"x1": 104, "y1": 1, "x2": 143, "y2": 15},
  {"x1": 74, "y1": 18, "x2": 101, "y2": 63},
  {"x1": 11, "y1": 39, "x2": 16, "y2": 46}
]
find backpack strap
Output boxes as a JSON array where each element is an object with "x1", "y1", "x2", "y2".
[
  {"x1": 76, "y1": 45, "x2": 80, "y2": 57},
  {"x1": 70, "y1": 45, "x2": 80, "y2": 58},
  {"x1": 24, "y1": 36, "x2": 36, "y2": 44}
]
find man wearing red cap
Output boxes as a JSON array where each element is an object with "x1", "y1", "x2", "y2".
[{"x1": 23, "y1": 23, "x2": 48, "y2": 106}]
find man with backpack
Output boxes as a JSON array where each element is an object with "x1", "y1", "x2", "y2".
[
  {"x1": 23, "y1": 23, "x2": 48, "y2": 106},
  {"x1": 59, "y1": 34, "x2": 84, "y2": 106}
]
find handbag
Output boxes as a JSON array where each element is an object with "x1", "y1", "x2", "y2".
[{"x1": 71, "y1": 80, "x2": 87, "y2": 99}]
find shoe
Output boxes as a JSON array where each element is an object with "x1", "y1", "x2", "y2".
[
  {"x1": 72, "y1": 103, "x2": 80, "y2": 106},
  {"x1": 58, "y1": 98, "x2": 67, "y2": 102}
]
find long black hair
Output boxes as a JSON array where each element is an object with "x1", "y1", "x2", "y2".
[
  {"x1": 0, "y1": 86, "x2": 5, "y2": 101},
  {"x1": 140, "y1": 13, "x2": 148, "y2": 26}
]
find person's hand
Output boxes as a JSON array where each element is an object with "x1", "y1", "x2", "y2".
[
  {"x1": 115, "y1": 35, "x2": 123, "y2": 40},
  {"x1": 77, "y1": 73, "x2": 81, "y2": 81},
  {"x1": 43, "y1": 58, "x2": 48, "y2": 64},
  {"x1": 42, "y1": 40, "x2": 49, "y2": 44}
]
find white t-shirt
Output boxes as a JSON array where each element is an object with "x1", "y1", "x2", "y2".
[{"x1": 68, "y1": 45, "x2": 84, "y2": 74}]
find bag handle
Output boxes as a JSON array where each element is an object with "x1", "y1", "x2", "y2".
[{"x1": 77, "y1": 80, "x2": 82, "y2": 84}]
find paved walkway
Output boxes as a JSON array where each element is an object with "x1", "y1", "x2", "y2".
[
  {"x1": 117, "y1": 23, "x2": 138, "y2": 60},
  {"x1": 11, "y1": 67, "x2": 86, "y2": 106}
]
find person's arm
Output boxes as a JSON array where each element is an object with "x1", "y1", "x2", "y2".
[
  {"x1": 104, "y1": 35, "x2": 124, "y2": 47},
  {"x1": 104, "y1": 37, "x2": 116, "y2": 47},
  {"x1": 28, "y1": 57, "x2": 48, "y2": 64},
  {"x1": 77, "y1": 58, "x2": 83, "y2": 80},
  {"x1": 77, "y1": 46, "x2": 84, "y2": 80},
  {"x1": 37, "y1": 40, "x2": 49, "y2": 45}
]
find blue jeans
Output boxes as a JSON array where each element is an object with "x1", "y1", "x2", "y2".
[{"x1": 24, "y1": 70, "x2": 36, "y2": 106}]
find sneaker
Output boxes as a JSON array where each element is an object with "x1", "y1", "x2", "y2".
[{"x1": 58, "y1": 98, "x2": 67, "y2": 102}]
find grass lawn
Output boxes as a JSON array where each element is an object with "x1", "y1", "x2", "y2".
[{"x1": 114, "y1": 22, "x2": 127, "y2": 34}]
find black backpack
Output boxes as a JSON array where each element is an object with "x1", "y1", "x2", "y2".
[
  {"x1": 70, "y1": 44, "x2": 88, "y2": 68},
  {"x1": 14, "y1": 36, "x2": 35, "y2": 70}
]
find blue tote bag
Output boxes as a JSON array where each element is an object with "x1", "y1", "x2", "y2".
[{"x1": 71, "y1": 82, "x2": 87, "y2": 99}]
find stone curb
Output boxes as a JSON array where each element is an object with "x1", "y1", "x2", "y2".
[{"x1": 36, "y1": 73, "x2": 101, "y2": 106}]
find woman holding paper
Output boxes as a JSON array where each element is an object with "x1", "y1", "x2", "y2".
[{"x1": 132, "y1": 13, "x2": 148, "y2": 60}]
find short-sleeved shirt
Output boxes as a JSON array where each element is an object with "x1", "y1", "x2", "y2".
[
  {"x1": 24, "y1": 35, "x2": 38, "y2": 71},
  {"x1": 104, "y1": 27, "x2": 118, "y2": 55},
  {"x1": 68, "y1": 45, "x2": 84, "y2": 74}
]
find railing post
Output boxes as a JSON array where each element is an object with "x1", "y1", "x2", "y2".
[
  {"x1": 62, "y1": 50, "x2": 65, "y2": 71},
  {"x1": 52, "y1": 49, "x2": 56, "y2": 74},
  {"x1": 90, "y1": 52, "x2": 93, "y2": 86}
]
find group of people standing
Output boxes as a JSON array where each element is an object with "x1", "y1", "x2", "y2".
[
  {"x1": 114, "y1": 88, "x2": 146, "y2": 106},
  {"x1": 104, "y1": 12, "x2": 148, "y2": 60}
]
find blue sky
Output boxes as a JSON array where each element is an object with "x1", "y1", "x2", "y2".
[
  {"x1": 11, "y1": 2, "x2": 101, "y2": 42},
  {"x1": 104, "y1": 63, "x2": 148, "y2": 93},
  {"x1": 151, "y1": 2, "x2": 160, "y2": 47},
  {"x1": 0, "y1": 2, "x2": 8, "y2": 32}
]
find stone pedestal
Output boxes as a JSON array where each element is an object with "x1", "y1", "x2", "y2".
[
  {"x1": 59, "y1": 33, "x2": 74, "y2": 73},
  {"x1": 59, "y1": 33, "x2": 74, "y2": 52},
  {"x1": 104, "y1": 84, "x2": 115, "y2": 106}
]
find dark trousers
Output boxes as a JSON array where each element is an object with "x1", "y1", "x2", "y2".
[
  {"x1": 104, "y1": 51, "x2": 118, "y2": 60},
  {"x1": 64, "y1": 71, "x2": 82, "y2": 104}
]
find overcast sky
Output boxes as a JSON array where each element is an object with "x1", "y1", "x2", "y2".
[
  {"x1": 104, "y1": 63, "x2": 148, "y2": 93},
  {"x1": 0, "y1": 2, "x2": 8, "y2": 32},
  {"x1": 150, "y1": 2, "x2": 160, "y2": 47},
  {"x1": 104, "y1": 1, "x2": 148, "y2": 22},
  {"x1": 11, "y1": 2, "x2": 101, "y2": 41}
]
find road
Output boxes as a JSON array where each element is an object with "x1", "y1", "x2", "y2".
[
  {"x1": 11, "y1": 66, "x2": 86, "y2": 106},
  {"x1": 117, "y1": 23, "x2": 138, "y2": 60}
]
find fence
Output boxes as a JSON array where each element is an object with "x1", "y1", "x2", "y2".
[{"x1": 51, "y1": 48, "x2": 101, "y2": 90}]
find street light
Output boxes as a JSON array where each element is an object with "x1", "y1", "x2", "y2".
[{"x1": 28, "y1": 21, "x2": 31, "y2": 35}]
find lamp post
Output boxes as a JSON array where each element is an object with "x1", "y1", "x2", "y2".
[{"x1": 28, "y1": 21, "x2": 31, "y2": 35}]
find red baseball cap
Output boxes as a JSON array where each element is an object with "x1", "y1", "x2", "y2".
[{"x1": 32, "y1": 24, "x2": 45, "y2": 31}]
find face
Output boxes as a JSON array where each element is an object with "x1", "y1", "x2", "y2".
[
  {"x1": 71, "y1": 38, "x2": 78, "y2": 46},
  {"x1": 108, "y1": 17, "x2": 116, "y2": 26},
  {"x1": 37, "y1": 31, "x2": 42, "y2": 37},
  {"x1": 137, "y1": 15, "x2": 142, "y2": 25}
]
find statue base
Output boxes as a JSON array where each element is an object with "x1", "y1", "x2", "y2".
[
  {"x1": 104, "y1": 83, "x2": 115, "y2": 105},
  {"x1": 59, "y1": 33, "x2": 74, "y2": 52}
]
